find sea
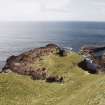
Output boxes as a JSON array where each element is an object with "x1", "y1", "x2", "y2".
[{"x1": 0, "y1": 21, "x2": 105, "y2": 68}]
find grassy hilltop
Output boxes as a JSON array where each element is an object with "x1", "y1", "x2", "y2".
[{"x1": 0, "y1": 53, "x2": 105, "y2": 105}]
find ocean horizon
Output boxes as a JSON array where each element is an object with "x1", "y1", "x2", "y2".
[{"x1": 0, "y1": 21, "x2": 105, "y2": 68}]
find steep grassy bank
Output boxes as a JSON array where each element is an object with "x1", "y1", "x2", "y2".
[{"x1": 0, "y1": 53, "x2": 105, "y2": 105}]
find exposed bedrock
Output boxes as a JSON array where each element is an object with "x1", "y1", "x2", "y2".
[{"x1": 2, "y1": 43, "x2": 61, "y2": 75}]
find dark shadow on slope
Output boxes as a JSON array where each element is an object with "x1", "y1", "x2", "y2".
[{"x1": 78, "y1": 60, "x2": 97, "y2": 74}]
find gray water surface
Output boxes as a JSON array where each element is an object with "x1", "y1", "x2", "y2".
[{"x1": 0, "y1": 21, "x2": 105, "y2": 68}]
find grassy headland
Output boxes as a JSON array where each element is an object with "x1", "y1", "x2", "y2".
[{"x1": 0, "y1": 52, "x2": 105, "y2": 105}]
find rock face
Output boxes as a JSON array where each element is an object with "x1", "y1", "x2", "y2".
[
  {"x1": 79, "y1": 45, "x2": 105, "y2": 74},
  {"x1": 2, "y1": 43, "x2": 61, "y2": 75},
  {"x1": 81, "y1": 45, "x2": 105, "y2": 55}
]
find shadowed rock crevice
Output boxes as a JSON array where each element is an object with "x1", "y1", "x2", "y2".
[
  {"x1": 78, "y1": 58, "x2": 105, "y2": 74},
  {"x1": 78, "y1": 60, "x2": 97, "y2": 74}
]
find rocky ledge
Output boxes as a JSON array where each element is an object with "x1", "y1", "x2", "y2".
[
  {"x1": 2, "y1": 43, "x2": 65, "y2": 83},
  {"x1": 79, "y1": 45, "x2": 105, "y2": 74},
  {"x1": 80, "y1": 45, "x2": 105, "y2": 54}
]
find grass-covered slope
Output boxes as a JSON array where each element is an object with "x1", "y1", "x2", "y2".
[{"x1": 0, "y1": 53, "x2": 105, "y2": 105}]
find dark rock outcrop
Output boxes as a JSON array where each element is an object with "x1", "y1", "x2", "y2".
[
  {"x1": 46, "y1": 75, "x2": 64, "y2": 83},
  {"x1": 78, "y1": 59, "x2": 98, "y2": 74},
  {"x1": 78, "y1": 56, "x2": 105, "y2": 74},
  {"x1": 79, "y1": 45, "x2": 105, "y2": 74}
]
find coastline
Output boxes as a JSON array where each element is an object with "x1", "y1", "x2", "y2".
[
  {"x1": 1, "y1": 48, "x2": 105, "y2": 105},
  {"x1": 1, "y1": 43, "x2": 105, "y2": 105}
]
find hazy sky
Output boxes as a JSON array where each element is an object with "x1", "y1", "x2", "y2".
[{"x1": 0, "y1": 0, "x2": 105, "y2": 21}]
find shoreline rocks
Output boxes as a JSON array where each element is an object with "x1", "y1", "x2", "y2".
[
  {"x1": 2, "y1": 43, "x2": 61, "y2": 74},
  {"x1": 1, "y1": 43, "x2": 64, "y2": 83},
  {"x1": 80, "y1": 45, "x2": 105, "y2": 56},
  {"x1": 79, "y1": 45, "x2": 105, "y2": 74}
]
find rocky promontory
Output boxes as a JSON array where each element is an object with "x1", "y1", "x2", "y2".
[
  {"x1": 3, "y1": 44, "x2": 59, "y2": 71},
  {"x1": 2, "y1": 43, "x2": 65, "y2": 82}
]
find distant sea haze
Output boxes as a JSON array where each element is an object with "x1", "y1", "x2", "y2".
[{"x1": 0, "y1": 21, "x2": 105, "y2": 68}]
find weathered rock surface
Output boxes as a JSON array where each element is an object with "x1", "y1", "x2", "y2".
[
  {"x1": 81, "y1": 45, "x2": 105, "y2": 55},
  {"x1": 2, "y1": 43, "x2": 61, "y2": 76}
]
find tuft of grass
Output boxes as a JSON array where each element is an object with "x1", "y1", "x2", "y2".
[{"x1": 0, "y1": 53, "x2": 105, "y2": 105}]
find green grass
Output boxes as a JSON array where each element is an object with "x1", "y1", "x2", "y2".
[{"x1": 0, "y1": 53, "x2": 105, "y2": 105}]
